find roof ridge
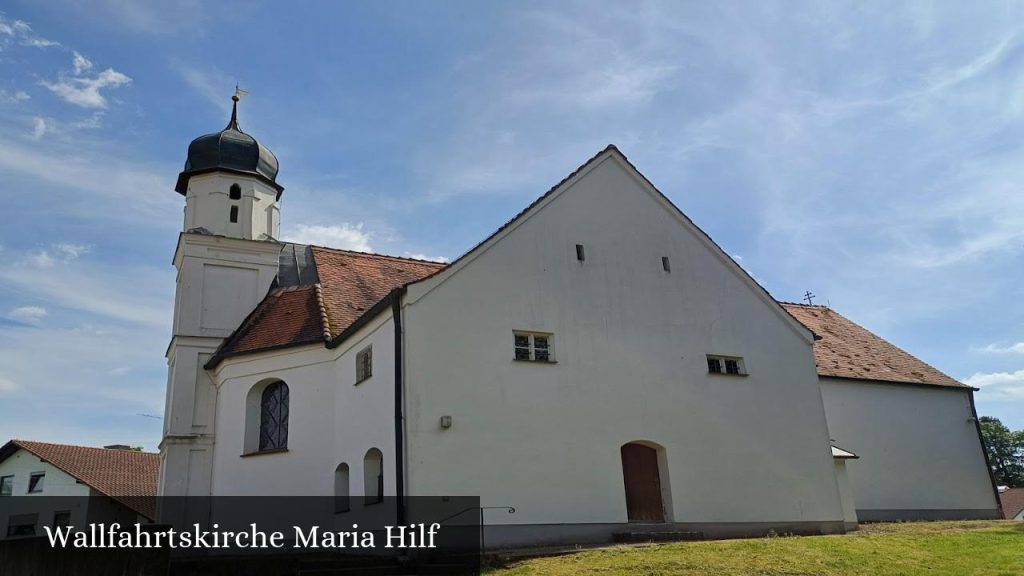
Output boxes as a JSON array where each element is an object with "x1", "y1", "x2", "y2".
[
  {"x1": 13, "y1": 439, "x2": 157, "y2": 455},
  {"x1": 313, "y1": 283, "x2": 332, "y2": 340},
  {"x1": 308, "y1": 245, "x2": 447, "y2": 266},
  {"x1": 778, "y1": 301, "x2": 830, "y2": 308}
]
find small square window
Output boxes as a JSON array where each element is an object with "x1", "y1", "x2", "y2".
[
  {"x1": 707, "y1": 355, "x2": 745, "y2": 376},
  {"x1": 513, "y1": 332, "x2": 555, "y2": 363},
  {"x1": 0, "y1": 475, "x2": 12, "y2": 496},
  {"x1": 356, "y1": 346, "x2": 373, "y2": 384},
  {"x1": 27, "y1": 472, "x2": 44, "y2": 493}
]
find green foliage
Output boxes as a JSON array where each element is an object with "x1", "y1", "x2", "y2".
[{"x1": 980, "y1": 416, "x2": 1024, "y2": 488}]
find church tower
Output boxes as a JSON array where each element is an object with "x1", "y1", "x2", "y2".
[{"x1": 159, "y1": 96, "x2": 285, "y2": 497}]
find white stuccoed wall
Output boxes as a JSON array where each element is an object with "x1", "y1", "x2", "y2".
[
  {"x1": 819, "y1": 378, "x2": 998, "y2": 519},
  {"x1": 402, "y1": 151, "x2": 845, "y2": 528},
  {"x1": 160, "y1": 233, "x2": 282, "y2": 498},
  {"x1": 0, "y1": 449, "x2": 91, "y2": 537},
  {"x1": 208, "y1": 313, "x2": 397, "y2": 497}
]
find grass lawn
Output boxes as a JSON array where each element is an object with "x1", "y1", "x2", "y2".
[{"x1": 486, "y1": 521, "x2": 1024, "y2": 576}]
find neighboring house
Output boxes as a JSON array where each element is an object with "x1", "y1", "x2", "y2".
[
  {"x1": 1001, "y1": 488, "x2": 1024, "y2": 520},
  {"x1": 0, "y1": 440, "x2": 158, "y2": 538},
  {"x1": 784, "y1": 305, "x2": 1000, "y2": 522},
  {"x1": 157, "y1": 100, "x2": 1000, "y2": 547}
]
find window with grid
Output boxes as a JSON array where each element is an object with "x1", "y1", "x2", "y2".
[
  {"x1": 706, "y1": 355, "x2": 745, "y2": 376},
  {"x1": 356, "y1": 346, "x2": 373, "y2": 384},
  {"x1": 514, "y1": 332, "x2": 554, "y2": 362},
  {"x1": 0, "y1": 475, "x2": 12, "y2": 497}
]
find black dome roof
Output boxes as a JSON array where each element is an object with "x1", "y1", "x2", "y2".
[{"x1": 174, "y1": 98, "x2": 282, "y2": 196}]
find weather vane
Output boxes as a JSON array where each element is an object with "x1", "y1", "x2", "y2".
[{"x1": 233, "y1": 84, "x2": 249, "y2": 102}]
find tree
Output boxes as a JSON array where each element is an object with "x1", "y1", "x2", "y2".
[{"x1": 979, "y1": 416, "x2": 1024, "y2": 487}]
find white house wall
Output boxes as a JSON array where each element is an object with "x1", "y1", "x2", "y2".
[
  {"x1": 402, "y1": 153, "x2": 845, "y2": 541},
  {"x1": 0, "y1": 449, "x2": 91, "y2": 537},
  {"x1": 208, "y1": 313, "x2": 396, "y2": 498},
  {"x1": 819, "y1": 377, "x2": 999, "y2": 520}
]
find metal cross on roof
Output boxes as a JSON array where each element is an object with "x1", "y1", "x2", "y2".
[{"x1": 803, "y1": 291, "x2": 816, "y2": 305}]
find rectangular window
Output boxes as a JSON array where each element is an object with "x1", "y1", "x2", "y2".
[
  {"x1": 6, "y1": 513, "x2": 37, "y2": 537},
  {"x1": 707, "y1": 357, "x2": 722, "y2": 374},
  {"x1": 52, "y1": 511, "x2": 71, "y2": 529},
  {"x1": 662, "y1": 256, "x2": 671, "y2": 272},
  {"x1": 356, "y1": 346, "x2": 372, "y2": 384},
  {"x1": 513, "y1": 332, "x2": 555, "y2": 363},
  {"x1": 575, "y1": 244, "x2": 585, "y2": 261},
  {"x1": 229, "y1": 205, "x2": 239, "y2": 223},
  {"x1": 707, "y1": 355, "x2": 745, "y2": 376},
  {"x1": 27, "y1": 472, "x2": 44, "y2": 493},
  {"x1": 0, "y1": 475, "x2": 12, "y2": 496}
]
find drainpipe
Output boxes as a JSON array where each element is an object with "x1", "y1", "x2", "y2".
[{"x1": 392, "y1": 288, "x2": 407, "y2": 526}]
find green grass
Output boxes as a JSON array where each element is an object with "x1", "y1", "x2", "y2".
[{"x1": 487, "y1": 521, "x2": 1024, "y2": 576}]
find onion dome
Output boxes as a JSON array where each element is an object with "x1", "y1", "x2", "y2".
[{"x1": 174, "y1": 95, "x2": 282, "y2": 197}]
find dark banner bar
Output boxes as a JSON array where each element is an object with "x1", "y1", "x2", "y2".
[{"x1": 0, "y1": 496, "x2": 481, "y2": 575}]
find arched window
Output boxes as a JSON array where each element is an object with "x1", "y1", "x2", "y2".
[
  {"x1": 334, "y1": 463, "x2": 350, "y2": 513},
  {"x1": 259, "y1": 381, "x2": 289, "y2": 451},
  {"x1": 229, "y1": 183, "x2": 242, "y2": 200},
  {"x1": 363, "y1": 448, "x2": 383, "y2": 505}
]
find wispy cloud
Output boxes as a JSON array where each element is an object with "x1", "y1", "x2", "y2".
[
  {"x1": 0, "y1": 14, "x2": 59, "y2": 48},
  {"x1": 282, "y1": 223, "x2": 373, "y2": 252},
  {"x1": 28, "y1": 116, "x2": 51, "y2": 140},
  {"x1": 976, "y1": 342, "x2": 1024, "y2": 355},
  {"x1": 72, "y1": 50, "x2": 93, "y2": 75},
  {"x1": 7, "y1": 306, "x2": 46, "y2": 324},
  {"x1": 965, "y1": 369, "x2": 1024, "y2": 400},
  {"x1": 0, "y1": 90, "x2": 30, "y2": 104},
  {"x1": 43, "y1": 66, "x2": 132, "y2": 109}
]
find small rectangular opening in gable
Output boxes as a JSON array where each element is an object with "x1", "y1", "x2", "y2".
[
  {"x1": 576, "y1": 244, "x2": 585, "y2": 262},
  {"x1": 662, "y1": 256, "x2": 671, "y2": 272}
]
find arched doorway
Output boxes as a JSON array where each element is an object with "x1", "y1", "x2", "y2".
[{"x1": 621, "y1": 442, "x2": 665, "y2": 523}]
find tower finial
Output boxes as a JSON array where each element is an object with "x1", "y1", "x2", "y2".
[{"x1": 227, "y1": 84, "x2": 249, "y2": 130}]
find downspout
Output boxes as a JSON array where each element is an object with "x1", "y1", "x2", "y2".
[
  {"x1": 392, "y1": 288, "x2": 407, "y2": 526},
  {"x1": 968, "y1": 389, "x2": 1004, "y2": 519}
]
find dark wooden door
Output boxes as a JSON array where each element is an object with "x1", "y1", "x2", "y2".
[{"x1": 621, "y1": 443, "x2": 665, "y2": 523}]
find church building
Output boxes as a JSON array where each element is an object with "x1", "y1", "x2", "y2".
[{"x1": 158, "y1": 99, "x2": 1001, "y2": 546}]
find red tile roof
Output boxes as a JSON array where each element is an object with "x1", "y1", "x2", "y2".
[
  {"x1": 3, "y1": 440, "x2": 158, "y2": 520},
  {"x1": 782, "y1": 303, "x2": 966, "y2": 388},
  {"x1": 1000, "y1": 488, "x2": 1024, "y2": 519},
  {"x1": 213, "y1": 248, "x2": 445, "y2": 362},
  {"x1": 312, "y1": 247, "x2": 445, "y2": 339}
]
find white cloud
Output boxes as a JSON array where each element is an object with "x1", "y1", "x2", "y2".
[
  {"x1": 0, "y1": 15, "x2": 59, "y2": 48},
  {"x1": 43, "y1": 67, "x2": 132, "y2": 109},
  {"x1": 26, "y1": 243, "x2": 89, "y2": 268},
  {"x1": 0, "y1": 90, "x2": 30, "y2": 103},
  {"x1": 71, "y1": 112, "x2": 104, "y2": 129},
  {"x1": 72, "y1": 51, "x2": 93, "y2": 75},
  {"x1": 965, "y1": 369, "x2": 1024, "y2": 400},
  {"x1": 283, "y1": 223, "x2": 373, "y2": 252},
  {"x1": 976, "y1": 342, "x2": 1024, "y2": 355},
  {"x1": 404, "y1": 253, "x2": 450, "y2": 263},
  {"x1": 28, "y1": 116, "x2": 51, "y2": 140},
  {"x1": 8, "y1": 306, "x2": 47, "y2": 324}
]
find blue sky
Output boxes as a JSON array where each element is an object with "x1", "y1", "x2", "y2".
[{"x1": 0, "y1": 1, "x2": 1022, "y2": 450}]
